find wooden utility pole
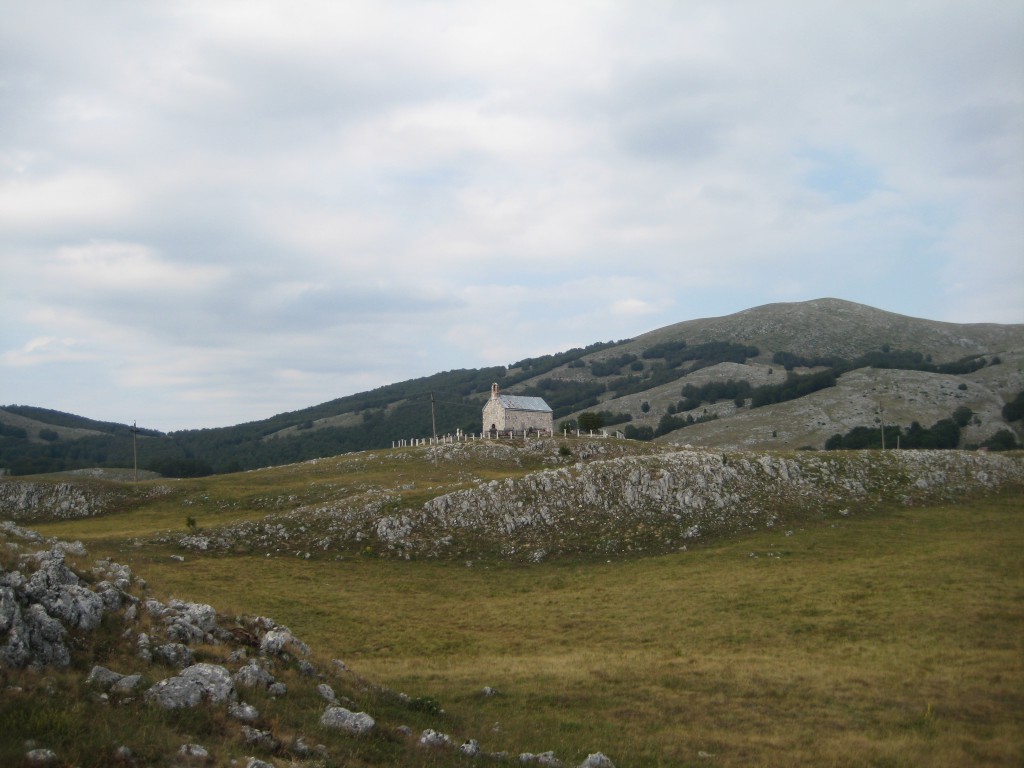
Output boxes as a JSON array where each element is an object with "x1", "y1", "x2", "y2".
[
  {"x1": 132, "y1": 421, "x2": 138, "y2": 482},
  {"x1": 431, "y1": 393, "x2": 437, "y2": 442}
]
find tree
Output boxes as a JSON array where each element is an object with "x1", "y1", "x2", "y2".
[
  {"x1": 577, "y1": 411, "x2": 605, "y2": 431},
  {"x1": 1002, "y1": 391, "x2": 1024, "y2": 422},
  {"x1": 981, "y1": 429, "x2": 1021, "y2": 451},
  {"x1": 952, "y1": 406, "x2": 973, "y2": 428}
]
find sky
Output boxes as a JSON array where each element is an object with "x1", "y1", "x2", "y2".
[{"x1": 2, "y1": 1, "x2": 1022, "y2": 432}]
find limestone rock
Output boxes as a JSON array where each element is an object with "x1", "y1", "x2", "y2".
[
  {"x1": 316, "y1": 682, "x2": 336, "y2": 702},
  {"x1": 24, "y1": 748, "x2": 58, "y2": 766},
  {"x1": 320, "y1": 706, "x2": 375, "y2": 734},
  {"x1": 234, "y1": 661, "x2": 276, "y2": 689},
  {"x1": 86, "y1": 665, "x2": 124, "y2": 690},
  {"x1": 145, "y1": 663, "x2": 235, "y2": 709},
  {"x1": 240, "y1": 725, "x2": 280, "y2": 752},
  {"x1": 419, "y1": 729, "x2": 452, "y2": 748}
]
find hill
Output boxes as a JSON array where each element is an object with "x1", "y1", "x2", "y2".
[
  {"x1": 2, "y1": 440, "x2": 1022, "y2": 766},
  {"x1": 2, "y1": 298, "x2": 1022, "y2": 476}
]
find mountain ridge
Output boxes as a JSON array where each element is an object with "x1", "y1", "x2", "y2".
[{"x1": 3, "y1": 298, "x2": 1022, "y2": 475}]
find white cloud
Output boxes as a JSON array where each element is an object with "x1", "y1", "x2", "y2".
[{"x1": 0, "y1": 0, "x2": 1021, "y2": 431}]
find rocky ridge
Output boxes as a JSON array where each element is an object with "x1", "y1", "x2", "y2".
[
  {"x1": 0, "y1": 520, "x2": 615, "y2": 767},
  {"x1": 169, "y1": 443, "x2": 1024, "y2": 562}
]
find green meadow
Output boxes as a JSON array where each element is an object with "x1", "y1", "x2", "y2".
[{"x1": 23, "y1": 477, "x2": 1024, "y2": 767}]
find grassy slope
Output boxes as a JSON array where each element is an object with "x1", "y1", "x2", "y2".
[{"x1": 30, "y1": 483, "x2": 1024, "y2": 767}]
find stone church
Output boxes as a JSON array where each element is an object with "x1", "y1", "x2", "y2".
[{"x1": 482, "y1": 383, "x2": 554, "y2": 434}]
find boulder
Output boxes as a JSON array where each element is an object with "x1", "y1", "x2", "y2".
[
  {"x1": 24, "y1": 748, "x2": 58, "y2": 766},
  {"x1": 240, "y1": 725, "x2": 280, "y2": 752},
  {"x1": 316, "y1": 682, "x2": 336, "y2": 702},
  {"x1": 181, "y1": 663, "x2": 236, "y2": 703},
  {"x1": 177, "y1": 743, "x2": 211, "y2": 764},
  {"x1": 111, "y1": 674, "x2": 142, "y2": 694},
  {"x1": 579, "y1": 754, "x2": 615, "y2": 768},
  {"x1": 229, "y1": 702, "x2": 260, "y2": 723},
  {"x1": 260, "y1": 627, "x2": 309, "y2": 657},
  {"x1": 152, "y1": 642, "x2": 193, "y2": 668},
  {"x1": 145, "y1": 675, "x2": 205, "y2": 709},
  {"x1": 419, "y1": 729, "x2": 452, "y2": 748},
  {"x1": 85, "y1": 665, "x2": 124, "y2": 690},
  {"x1": 234, "y1": 661, "x2": 276, "y2": 689},
  {"x1": 320, "y1": 706, "x2": 375, "y2": 735},
  {"x1": 145, "y1": 663, "x2": 235, "y2": 708}
]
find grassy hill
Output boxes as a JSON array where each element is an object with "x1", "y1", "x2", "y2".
[
  {"x1": 3, "y1": 298, "x2": 1022, "y2": 476},
  {"x1": 2, "y1": 440, "x2": 1022, "y2": 766}
]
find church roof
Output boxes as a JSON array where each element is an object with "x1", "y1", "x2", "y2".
[{"x1": 495, "y1": 394, "x2": 552, "y2": 413}]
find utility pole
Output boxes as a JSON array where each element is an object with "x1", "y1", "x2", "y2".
[
  {"x1": 132, "y1": 421, "x2": 138, "y2": 482},
  {"x1": 431, "y1": 393, "x2": 437, "y2": 442},
  {"x1": 878, "y1": 404, "x2": 885, "y2": 450}
]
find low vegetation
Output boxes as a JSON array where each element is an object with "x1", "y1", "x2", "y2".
[{"x1": 1, "y1": 438, "x2": 1021, "y2": 766}]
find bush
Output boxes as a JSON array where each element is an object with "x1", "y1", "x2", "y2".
[
  {"x1": 981, "y1": 429, "x2": 1021, "y2": 451},
  {"x1": 952, "y1": 406, "x2": 973, "y2": 428},
  {"x1": 1002, "y1": 391, "x2": 1024, "y2": 423},
  {"x1": 623, "y1": 424, "x2": 655, "y2": 441}
]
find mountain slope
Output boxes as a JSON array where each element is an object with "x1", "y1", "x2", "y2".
[{"x1": 2, "y1": 298, "x2": 1022, "y2": 475}]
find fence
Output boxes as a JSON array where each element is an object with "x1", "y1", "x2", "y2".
[{"x1": 391, "y1": 428, "x2": 624, "y2": 448}]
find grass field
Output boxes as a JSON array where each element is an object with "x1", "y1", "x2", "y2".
[{"x1": 32, "y1": 488, "x2": 1023, "y2": 767}]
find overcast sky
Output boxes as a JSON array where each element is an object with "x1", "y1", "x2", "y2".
[{"x1": 2, "y1": 1, "x2": 1022, "y2": 432}]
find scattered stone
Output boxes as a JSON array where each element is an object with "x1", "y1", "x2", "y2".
[
  {"x1": 418, "y1": 729, "x2": 452, "y2": 748},
  {"x1": 316, "y1": 682, "x2": 336, "y2": 702},
  {"x1": 579, "y1": 754, "x2": 615, "y2": 768},
  {"x1": 245, "y1": 758, "x2": 274, "y2": 768},
  {"x1": 267, "y1": 681, "x2": 287, "y2": 697},
  {"x1": 86, "y1": 664, "x2": 124, "y2": 690},
  {"x1": 229, "y1": 702, "x2": 260, "y2": 723},
  {"x1": 320, "y1": 706, "x2": 375, "y2": 735},
  {"x1": 113, "y1": 744, "x2": 134, "y2": 762},
  {"x1": 152, "y1": 642, "x2": 193, "y2": 669},
  {"x1": 260, "y1": 627, "x2": 309, "y2": 657},
  {"x1": 111, "y1": 674, "x2": 142, "y2": 694},
  {"x1": 482, "y1": 685, "x2": 499, "y2": 696},
  {"x1": 240, "y1": 725, "x2": 280, "y2": 752},
  {"x1": 234, "y1": 661, "x2": 276, "y2": 690},
  {"x1": 25, "y1": 748, "x2": 58, "y2": 766},
  {"x1": 176, "y1": 743, "x2": 210, "y2": 763},
  {"x1": 145, "y1": 663, "x2": 235, "y2": 709},
  {"x1": 460, "y1": 739, "x2": 481, "y2": 757}
]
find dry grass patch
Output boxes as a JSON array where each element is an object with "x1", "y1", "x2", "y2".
[{"x1": 83, "y1": 491, "x2": 1023, "y2": 767}]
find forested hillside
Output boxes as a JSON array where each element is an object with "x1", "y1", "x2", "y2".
[{"x1": 2, "y1": 299, "x2": 1022, "y2": 476}]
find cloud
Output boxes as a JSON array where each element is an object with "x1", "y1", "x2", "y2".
[{"x1": 0, "y1": 0, "x2": 1021, "y2": 431}]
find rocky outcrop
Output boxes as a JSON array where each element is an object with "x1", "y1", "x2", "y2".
[
  {"x1": 165, "y1": 445, "x2": 1023, "y2": 562},
  {"x1": 383, "y1": 448, "x2": 1024, "y2": 559},
  {"x1": 0, "y1": 481, "x2": 128, "y2": 522},
  {"x1": 0, "y1": 520, "x2": 618, "y2": 766}
]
